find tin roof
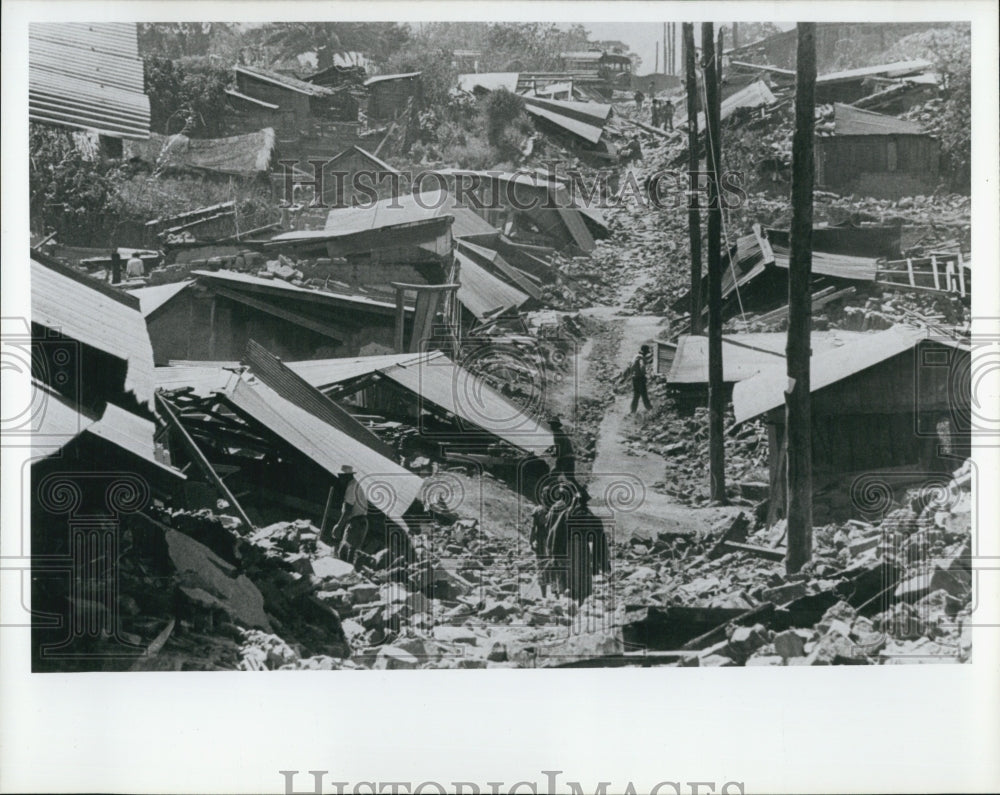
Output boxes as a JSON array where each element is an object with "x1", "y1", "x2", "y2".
[
  {"x1": 234, "y1": 65, "x2": 336, "y2": 97},
  {"x1": 129, "y1": 280, "x2": 194, "y2": 317},
  {"x1": 828, "y1": 103, "x2": 929, "y2": 137},
  {"x1": 31, "y1": 257, "x2": 156, "y2": 406},
  {"x1": 522, "y1": 96, "x2": 612, "y2": 145},
  {"x1": 87, "y1": 402, "x2": 186, "y2": 479},
  {"x1": 732, "y1": 325, "x2": 967, "y2": 423},
  {"x1": 29, "y1": 23, "x2": 150, "y2": 139},
  {"x1": 817, "y1": 59, "x2": 933, "y2": 85},
  {"x1": 455, "y1": 251, "x2": 531, "y2": 320},
  {"x1": 364, "y1": 71, "x2": 422, "y2": 87}
]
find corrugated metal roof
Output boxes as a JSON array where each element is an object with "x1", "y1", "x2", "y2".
[
  {"x1": 31, "y1": 257, "x2": 155, "y2": 407},
  {"x1": 364, "y1": 71, "x2": 422, "y2": 86},
  {"x1": 771, "y1": 245, "x2": 878, "y2": 282},
  {"x1": 224, "y1": 375, "x2": 421, "y2": 522},
  {"x1": 32, "y1": 379, "x2": 97, "y2": 451},
  {"x1": 522, "y1": 96, "x2": 611, "y2": 144},
  {"x1": 668, "y1": 331, "x2": 867, "y2": 385},
  {"x1": 235, "y1": 65, "x2": 336, "y2": 97},
  {"x1": 290, "y1": 351, "x2": 554, "y2": 453},
  {"x1": 678, "y1": 79, "x2": 776, "y2": 132},
  {"x1": 29, "y1": 23, "x2": 150, "y2": 139},
  {"x1": 325, "y1": 145, "x2": 403, "y2": 175},
  {"x1": 732, "y1": 325, "x2": 965, "y2": 423},
  {"x1": 190, "y1": 269, "x2": 401, "y2": 312},
  {"x1": 130, "y1": 280, "x2": 193, "y2": 317},
  {"x1": 829, "y1": 103, "x2": 928, "y2": 137},
  {"x1": 818, "y1": 59, "x2": 933, "y2": 84},
  {"x1": 87, "y1": 402, "x2": 185, "y2": 479},
  {"x1": 458, "y1": 72, "x2": 519, "y2": 93},
  {"x1": 155, "y1": 363, "x2": 243, "y2": 396},
  {"x1": 455, "y1": 251, "x2": 530, "y2": 320}
]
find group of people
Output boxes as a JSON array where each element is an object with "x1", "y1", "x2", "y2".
[
  {"x1": 634, "y1": 86, "x2": 676, "y2": 132},
  {"x1": 108, "y1": 250, "x2": 147, "y2": 284}
]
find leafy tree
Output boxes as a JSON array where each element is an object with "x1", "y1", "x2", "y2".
[{"x1": 143, "y1": 57, "x2": 232, "y2": 137}]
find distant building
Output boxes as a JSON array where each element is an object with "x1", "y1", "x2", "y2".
[
  {"x1": 815, "y1": 104, "x2": 941, "y2": 199},
  {"x1": 229, "y1": 65, "x2": 355, "y2": 132},
  {"x1": 364, "y1": 72, "x2": 423, "y2": 120}
]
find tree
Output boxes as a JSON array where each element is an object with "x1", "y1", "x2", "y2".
[{"x1": 143, "y1": 57, "x2": 232, "y2": 137}]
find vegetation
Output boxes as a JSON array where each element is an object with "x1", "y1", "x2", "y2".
[{"x1": 144, "y1": 57, "x2": 232, "y2": 136}]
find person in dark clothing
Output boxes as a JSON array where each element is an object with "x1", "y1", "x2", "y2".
[
  {"x1": 109, "y1": 250, "x2": 123, "y2": 285},
  {"x1": 634, "y1": 90, "x2": 644, "y2": 110},
  {"x1": 627, "y1": 344, "x2": 653, "y2": 414},
  {"x1": 651, "y1": 99, "x2": 661, "y2": 128},
  {"x1": 548, "y1": 417, "x2": 578, "y2": 486},
  {"x1": 662, "y1": 99, "x2": 675, "y2": 131}
]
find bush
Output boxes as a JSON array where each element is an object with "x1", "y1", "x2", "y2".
[{"x1": 144, "y1": 56, "x2": 232, "y2": 137}]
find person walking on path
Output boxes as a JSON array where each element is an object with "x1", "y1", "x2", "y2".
[
  {"x1": 626, "y1": 344, "x2": 653, "y2": 414},
  {"x1": 662, "y1": 99, "x2": 675, "y2": 131},
  {"x1": 331, "y1": 465, "x2": 368, "y2": 564}
]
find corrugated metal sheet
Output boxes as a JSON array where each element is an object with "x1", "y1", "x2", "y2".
[
  {"x1": 290, "y1": 351, "x2": 554, "y2": 453},
  {"x1": 224, "y1": 375, "x2": 421, "y2": 522},
  {"x1": 522, "y1": 96, "x2": 611, "y2": 144},
  {"x1": 190, "y1": 269, "x2": 401, "y2": 312},
  {"x1": 668, "y1": 331, "x2": 867, "y2": 385},
  {"x1": 679, "y1": 80, "x2": 776, "y2": 132},
  {"x1": 455, "y1": 251, "x2": 530, "y2": 320},
  {"x1": 458, "y1": 72, "x2": 519, "y2": 93},
  {"x1": 326, "y1": 145, "x2": 403, "y2": 176},
  {"x1": 771, "y1": 246, "x2": 878, "y2": 282},
  {"x1": 87, "y1": 402, "x2": 185, "y2": 479},
  {"x1": 818, "y1": 59, "x2": 933, "y2": 85},
  {"x1": 364, "y1": 71, "x2": 422, "y2": 86},
  {"x1": 31, "y1": 257, "x2": 155, "y2": 406},
  {"x1": 235, "y1": 65, "x2": 335, "y2": 97},
  {"x1": 32, "y1": 379, "x2": 97, "y2": 450},
  {"x1": 732, "y1": 325, "x2": 966, "y2": 423},
  {"x1": 130, "y1": 280, "x2": 193, "y2": 317},
  {"x1": 225, "y1": 89, "x2": 280, "y2": 110},
  {"x1": 29, "y1": 23, "x2": 150, "y2": 139},
  {"x1": 155, "y1": 363, "x2": 243, "y2": 396},
  {"x1": 830, "y1": 103, "x2": 928, "y2": 137},
  {"x1": 457, "y1": 240, "x2": 543, "y2": 300}
]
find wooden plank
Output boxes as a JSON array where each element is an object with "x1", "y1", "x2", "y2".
[
  {"x1": 957, "y1": 253, "x2": 966, "y2": 297},
  {"x1": 906, "y1": 257, "x2": 915, "y2": 286},
  {"x1": 723, "y1": 540, "x2": 787, "y2": 561},
  {"x1": 680, "y1": 602, "x2": 775, "y2": 651},
  {"x1": 156, "y1": 393, "x2": 254, "y2": 529},
  {"x1": 931, "y1": 255, "x2": 940, "y2": 290}
]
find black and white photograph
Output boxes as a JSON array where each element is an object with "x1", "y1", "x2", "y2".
[{"x1": 2, "y1": 3, "x2": 998, "y2": 793}]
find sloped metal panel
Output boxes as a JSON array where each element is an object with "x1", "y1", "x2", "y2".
[{"x1": 29, "y1": 22, "x2": 150, "y2": 139}]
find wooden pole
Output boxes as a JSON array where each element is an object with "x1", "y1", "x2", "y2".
[
  {"x1": 663, "y1": 23, "x2": 668, "y2": 76},
  {"x1": 655, "y1": 42, "x2": 659, "y2": 75},
  {"x1": 785, "y1": 22, "x2": 816, "y2": 574},
  {"x1": 684, "y1": 23, "x2": 702, "y2": 335},
  {"x1": 702, "y1": 22, "x2": 726, "y2": 504}
]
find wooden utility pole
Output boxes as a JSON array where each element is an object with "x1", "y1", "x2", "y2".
[
  {"x1": 702, "y1": 22, "x2": 726, "y2": 504},
  {"x1": 655, "y1": 43, "x2": 659, "y2": 74},
  {"x1": 785, "y1": 22, "x2": 816, "y2": 574},
  {"x1": 683, "y1": 23, "x2": 702, "y2": 335},
  {"x1": 663, "y1": 23, "x2": 668, "y2": 75}
]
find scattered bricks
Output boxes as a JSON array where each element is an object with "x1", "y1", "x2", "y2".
[
  {"x1": 374, "y1": 645, "x2": 419, "y2": 670},
  {"x1": 760, "y1": 581, "x2": 807, "y2": 605},
  {"x1": 349, "y1": 583, "x2": 379, "y2": 604},
  {"x1": 818, "y1": 600, "x2": 857, "y2": 632}
]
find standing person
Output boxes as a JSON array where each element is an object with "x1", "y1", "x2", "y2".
[
  {"x1": 662, "y1": 99, "x2": 675, "y2": 131},
  {"x1": 125, "y1": 251, "x2": 145, "y2": 279},
  {"x1": 651, "y1": 99, "x2": 661, "y2": 128},
  {"x1": 626, "y1": 344, "x2": 653, "y2": 414},
  {"x1": 547, "y1": 417, "x2": 581, "y2": 491},
  {"x1": 332, "y1": 465, "x2": 368, "y2": 564},
  {"x1": 634, "y1": 89, "x2": 644, "y2": 110},
  {"x1": 109, "y1": 250, "x2": 123, "y2": 285}
]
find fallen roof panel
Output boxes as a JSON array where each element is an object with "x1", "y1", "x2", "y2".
[
  {"x1": 522, "y1": 96, "x2": 611, "y2": 144},
  {"x1": 455, "y1": 251, "x2": 531, "y2": 320},
  {"x1": 771, "y1": 246, "x2": 878, "y2": 282},
  {"x1": 235, "y1": 65, "x2": 336, "y2": 96},
  {"x1": 224, "y1": 375, "x2": 421, "y2": 522},
  {"x1": 31, "y1": 257, "x2": 156, "y2": 406},
  {"x1": 817, "y1": 59, "x2": 933, "y2": 84},
  {"x1": 290, "y1": 351, "x2": 555, "y2": 453},
  {"x1": 364, "y1": 71, "x2": 422, "y2": 86},
  {"x1": 225, "y1": 88, "x2": 280, "y2": 110},
  {"x1": 828, "y1": 103, "x2": 928, "y2": 137},
  {"x1": 87, "y1": 402, "x2": 186, "y2": 479},
  {"x1": 190, "y1": 269, "x2": 402, "y2": 312}
]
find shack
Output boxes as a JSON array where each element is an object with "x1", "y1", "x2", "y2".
[
  {"x1": 364, "y1": 72, "x2": 422, "y2": 120},
  {"x1": 273, "y1": 145, "x2": 404, "y2": 209},
  {"x1": 133, "y1": 270, "x2": 411, "y2": 364},
  {"x1": 732, "y1": 325, "x2": 971, "y2": 523},
  {"x1": 815, "y1": 104, "x2": 940, "y2": 199},
  {"x1": 231, "y1": 65, "x2": 347, "y2": 132}
]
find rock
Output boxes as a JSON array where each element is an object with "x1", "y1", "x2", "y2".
[
  {"x1": 805, "y1": 631, "x2": 869, "y2": 665},
  {"x1": 895, "y1": 565, "x2": 970, "y2": 602},
  {"x1": 349, "y1": 583, "x2": 380, "y2": 604},
  {"x1": 374, "y1": 645, "x2": 419, "y2": 670},
  {"x1": 773, "y1": 629, "x2": 807, "y2": 660},
  {"x1": 727, "y1": 623, "x2": 768, "y2": 659},
  {"x1": 342, "y1": 619, "x2": 366, "y2": 643},
  {"x1": 760, "y1": 581, "x2": 807, "y2": 605},
  {"x1": 487, "y1": 642, "x2": 509, "y2": 662},
  {"x1": 700, "y1": 654, "x2": 736, "y2": 667},
  {"x1": 481, "y1": 600, "x2": 514, "y2": 621},
  {"x1": 433, "y1": 626, "x2": 478, "y2": 645},
  {"x1": 818, "y1": 600, "x2": 856, "y2": 631},
  {"x1": 311, "y1": 556, "x2": 358, "y2": 583}
]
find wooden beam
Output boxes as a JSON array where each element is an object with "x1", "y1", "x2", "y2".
[{"x1": 155, "y1": 393, "x2": 254, "y2": 529}]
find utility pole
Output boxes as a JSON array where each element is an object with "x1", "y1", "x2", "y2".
[
  {"x1": 683, "y1": 22, "x2": 702, "y2": 335},
  {"x1": 702, "y1": 21, "x2": 726, "y2": 504},
  {"x1": 663, "y1": 23, "x2": 668, "y2": 75},
  {"x1": 786, "y1": 22, "x2": 816, "y2": 574},
  {"x1": 655, "y1": 43, "x2": 659, "y2": 74}
]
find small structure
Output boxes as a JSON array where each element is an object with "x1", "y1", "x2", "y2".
[
  {"x1": 273, "y1": 145, "x2": 403, "y2": 209},
  {"x1": 364, "y1": 72, "x2": 422, "y2": 120},
  {"x1": 732, "y1": 325, "x2": 971, "y2": 523},
  {"x1": 136, "y1": 269, "x2": 411, "y2": 364},
  {"x1": 815, "y1": 104, "x2": 941, "y2": 199},
  {"x1": 521, "y1": 96, "x2": 613, "y2": 148},
  {"x1": 231, "y1": 65, "x2": 348, "y2": 131}
]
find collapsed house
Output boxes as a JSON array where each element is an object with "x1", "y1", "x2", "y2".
[
  {"x1": 132, "y1": 268, "x2": 410, "y2": 364},
  {"x1": 229, "y1": 65, "x2": 357, "y2": 129},
  {"x1": 814, "y1": 103, "x2": 941, "y2": 199},
  {"x1": 273, "y1": 145, "x2": 404, "y2": 210},
  {"x1": 732, "y1": 325, "x2": 971, "y2": 523}
]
